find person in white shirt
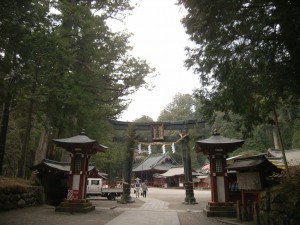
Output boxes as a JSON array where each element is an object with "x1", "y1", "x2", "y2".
[{"x1": 135, "y1": 182, "x2": 141, "y2": 198}]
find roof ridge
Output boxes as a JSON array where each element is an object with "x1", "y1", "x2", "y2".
[
  {"x1": 151, "y1": 154, "x2": 166, "y2": 168},
  {"x1": 43, "y1": 158, "x2": 70, "y2": 165}
]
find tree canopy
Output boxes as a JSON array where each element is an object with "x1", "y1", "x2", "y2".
[
  {"x1": 0, "y1": 0, "x2": 154, "y2": 177},
  {"x1": 158, "y1": 93, "x2": 197, "y2": 121},
  {"x1": 178, "y1": 0, "x2": 300, "y2": 131}
]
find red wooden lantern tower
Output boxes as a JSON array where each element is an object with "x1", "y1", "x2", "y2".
[
  {"x1": 195, "y1": 130, "x2": 244, "y2": 217},
  {"x1": 54, "y1": 130, "x2": 107, "y2": 213}
]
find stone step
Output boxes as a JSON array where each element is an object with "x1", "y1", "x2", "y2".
[
  {"x1": 55, "y1": 201, "x2": 95, "y2": 213},
  {"x1": 206, "y1": 205, "x2": 236, "y2": 212},
  {"x1": 59, "y1": 201, "x2": 93, "y2": 208},
  {"x1": 55, "y1": 205, "x2": 95, "y2": 213},
  {"x1": 203, "y1": 208, "x2": 237, "y2": 218}
]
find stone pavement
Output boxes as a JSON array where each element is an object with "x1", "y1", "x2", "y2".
[
  {"x1": 105, "y1": 210, "x2": 180, "y2": 225},
  {"x1": 0, "y1": 188, "x2": 254, "y2": 225},
  {"x1": 101, "y1": 192, "x2": 254, "y2": 225},
  {"x1": 104, "y1": 195, "x2": 181, "y2": 225}
]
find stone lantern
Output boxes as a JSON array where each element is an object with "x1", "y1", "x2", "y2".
[
  {"x1": 53, "y1": 130, "x2": 107, "y2": 213},
  {"x1": 195, "y1": 130, "x2": 244, "y2": 217}
]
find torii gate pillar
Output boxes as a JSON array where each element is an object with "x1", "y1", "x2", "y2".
[{"x1": 182, "y1": 134, "x2": 196, "y2": 204}]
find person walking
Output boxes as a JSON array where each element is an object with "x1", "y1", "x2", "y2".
[
  {"x1": 135, "y1": 182, "x2": 141, "y2": 198},
  {"x1": 142, "y1": 183, "x2": 148, "y2": 198}
]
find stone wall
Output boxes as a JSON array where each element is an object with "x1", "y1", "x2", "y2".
[
  {"x1": 259, "y1": 185, "x2": 300, "y2": 225},
  {"x1": 0, "y1": 186, "x2": 44, "y2": 211}
]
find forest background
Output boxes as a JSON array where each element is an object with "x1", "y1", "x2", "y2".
[{"x1": 0, "y1": 0, "x2": 299, "y2": 182}]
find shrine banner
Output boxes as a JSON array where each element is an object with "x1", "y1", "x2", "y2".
[
  {"x1": 67, "y1": 189, "x2": 73, "y2": 200},
  {"x1": 67, "y1": 189, "x2": 79, "y2": 200},
  {"x1": 72, "y1": 190, "x2": 79, "y2": 199}
]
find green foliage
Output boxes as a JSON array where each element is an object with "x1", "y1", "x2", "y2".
[
  {"x1": 179, "y1": 0, "x2": 300, "y2": 132},
  {"x1": 157, "y1": 94, "x2": 210, "y2": 168},
  {"x1": 177, "y1": 0, "x2": 300, "y2": 170},
  {"x1": 158, "y1": 93, "x2": 196, "y2": 121},
  {"x1": 91, "y1": 142, "x2": 124, "y2": 181},
  {"x1": 0, "y1": 176, "x2": 33, "y2": 189},
  {"x1": 292, "y1": 119, "x2": 300, "y2": 148},
  {"x1": 0, "y1": 0, "x2": 153, "y2": 178},
  {"x1": 134, "y1": 116, "x2": 154, "y2": 123}
]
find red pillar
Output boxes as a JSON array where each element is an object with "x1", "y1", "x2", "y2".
[
  {"x1": 78, "y1": 155, "x2": 89, "y2": 199},
  {"x1": 223, "y1": 154, "x2": 229, "y2": 202},
  {"x1": 209, "y1": 153, "x2": 230, "y2": 203},
  {"x1": 67, "y1": 153, "x2": 88, "y2": 200},
  {"x1": 210, "y1": 154, "x2": 218, "y2": 202},
  {"x1": 67, "y1": 153, "x2": 75, "y2": 200}
]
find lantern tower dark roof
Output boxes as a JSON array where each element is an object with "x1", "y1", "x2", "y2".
[
  {"x1": 195, "y1": 130, "x2": 244, "y2": 154},
  {"x1": 53, "y1": 130, "x2": 108, "y2": 154}
]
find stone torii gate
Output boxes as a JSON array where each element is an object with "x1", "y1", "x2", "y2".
[{"x1": 110, "y1": 119, "x2": 205, "y2": 204}]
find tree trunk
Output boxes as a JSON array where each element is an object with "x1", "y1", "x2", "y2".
[
  {"x1": 17, "y1": 97, "x2": 34, "y2": 178},
  {"x1": 46, "y1": 126, "x2": 54, "y2": 159},
  {"x1": 17, "y1": 63, "x2": 39, "y2": 178},
  {"x1": 0, "y1": 95, "x2": 12, "y2": 175},
  {"x1": 120, "y1": 125, "x2": 136, "y2": 203},
  {"x1": 182, "y1": 132, "x2": 196, "y2": 204},
  {"x1": 273, "y1": 105, "x2": 290, "y2": 177},
  {"x1": 273, "y1": 128, "x2": 281, "y2": 149},
  {"x1": 33, "y1": 129, "x2": 49, "y2": 165}
]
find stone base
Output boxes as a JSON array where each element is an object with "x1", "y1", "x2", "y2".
[
  {"x1": 182, "y1": 200, "x2": 198, "y2": 205},
  {"x1": 203, "y1": 202, "x2": 236, "y2": 217},
  {"x1": 117, "y1": 195, "x2": 135, "y2": 204},
  {"x1": 183, "y1": 196, "x2": 198, "y2": 205},
  {"x1": 55, "y1": 199, "x2": 95, "y2": 213},
  {"x1": 117, "y1": 183, "x2": 135, "y2": 204},
  {"x1": 183, "y1": 182, "x2": 197, "y2": 205}
]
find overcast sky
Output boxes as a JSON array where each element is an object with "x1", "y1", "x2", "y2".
[{"x1": 118, "y1": 0, "x2": 200, "y2": 121}]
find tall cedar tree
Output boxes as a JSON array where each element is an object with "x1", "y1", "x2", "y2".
[
  {"x1": 178, "y1": 0, "x2": 300, "y2": 129},
  {"x1": 178, "y1": 0, "x2": 300, "y2": 174},
  {"x1": 0, "y1": 0, "x2": 153, "y2": 177}
]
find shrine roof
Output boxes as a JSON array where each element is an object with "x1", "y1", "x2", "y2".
[
  {"x1": 31, "y1": 159, "x2": 71, "y2": 172},
  {"x1": 226, "y1": 157, "x2": 265, "y2": 170},
  {"x1": 226, "y1": 154, "x2": 282, "y2": 173},
  {"x1": 132, "y1": 154, "x2": 180, "y2": 172},
  {"x1": 159, "y1": 167, "x2": 184, "y2": 177},
  {"x1": 266, "y1": 148, "x2": 300, "y2": 167},
  {"x1": 31, "y1": 159, "x2": 107, "y2": 178}
]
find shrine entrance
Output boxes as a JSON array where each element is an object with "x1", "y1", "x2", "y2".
[{"x1": 110, "y1": 119, "x2": 205, "y2": 204}]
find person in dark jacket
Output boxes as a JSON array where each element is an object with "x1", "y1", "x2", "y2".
[{"x1": 142, "y1": 183, "x2": 148, "y2": 198}]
